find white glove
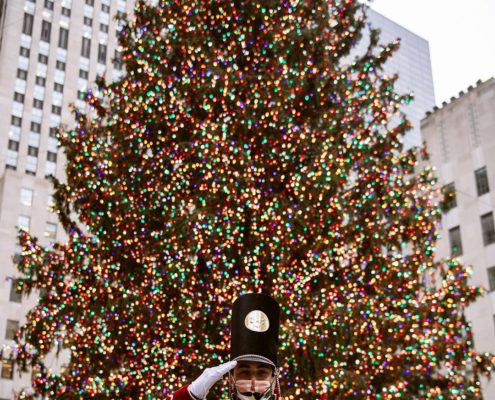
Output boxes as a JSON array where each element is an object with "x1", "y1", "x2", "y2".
[{"x1": 188, "y1": 360, "x2": 237, "y2": 399}]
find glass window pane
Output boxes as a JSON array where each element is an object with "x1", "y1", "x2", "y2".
[
  {"x1": 22, "y1": 13, "x2": 34, "y2": 35},
  {"x1": 20, "y1": 188, "x2": 34, "y2": 206},
  {"x1": 41, "y1": 20, "x2": 52, "y2": 42},
  {"x1": 1, "y1": 360, "x2": 14, "y2": 379},
  {"x1": 475, "y1": 167, "x2": 490, "y2": 196},
  {"x1": 58, "y1": 27, "x2": 69, "y2": 49},
  {"x1": 5, "y1": 320, "x2": 19, "y2": 340},
  {"x1": 17, "y1": 215, "x2": 30, "y2": 231},
  {"x1": 44, "y1": 222, "x2": 57, "y2": 239},
  {"x1": 488, "y1": 266, "x2": 495, "y2": 292},
  {"x1": 81, "y1": 37, "x2": 91, "y2": 57},
  {"x1": 449, "y1": 226, "x2": 463, "y2": 257},
  {"x1": 9, "y1": 278, "x2": 22, "y2": 303},
  {"x1": 481, "y1": 213, "x2": 495, "y2": 246}
]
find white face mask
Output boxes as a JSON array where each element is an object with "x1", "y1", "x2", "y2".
[{"x1": 234, "y1": 379, "x2": 273, "y2": 400}]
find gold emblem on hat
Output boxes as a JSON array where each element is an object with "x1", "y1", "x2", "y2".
[{"x1": 244, "y1": 310, "x2": 270, "y2": 332}]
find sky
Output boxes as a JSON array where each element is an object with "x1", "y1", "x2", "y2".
[{"x1": 368, "y1": 0, "x2": 495, "y2": 106}]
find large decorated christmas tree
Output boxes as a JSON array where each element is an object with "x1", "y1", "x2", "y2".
[{"x1": 11, "y1": 0, "x2": 494, "y2": 398}]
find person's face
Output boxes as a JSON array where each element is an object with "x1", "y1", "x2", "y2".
[{"x1": 233, "y1": 361, "x2": 273, "y2": 381}]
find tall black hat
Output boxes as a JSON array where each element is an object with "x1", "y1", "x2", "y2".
[{"x1": 230, "y1": 293, "x2": 280, "y2": 367}]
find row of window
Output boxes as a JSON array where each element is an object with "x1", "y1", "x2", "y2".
[
  {"x1": 21, "y1": 20, "x2": 109, "y2": 64},
  {"x1": 17, "y1": 64, "x2": 90, "y2": 85},
  {"x1": 7, "y1": 116, "x2": 58, "y2": 175},
  {"x1": 13, "y1": 95, "x2": 62, "y2": 114},
  {"x1": 19, "y1": 46, "x2": 68, "y2": 72},
  {"x1": 25, "y1": 0, "x2": 126, "y2": 11},
  {"x1": 23, "y1": 1, "x2": 113, "y2": 31},
  {"x1": 442, "y1": 167, "x2": 490, "y2": 211},
  {"x1": 449, "y1": 212, "x2": 495, "y2": 256}
]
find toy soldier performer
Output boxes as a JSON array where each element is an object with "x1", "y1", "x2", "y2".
[{"x1": 170, "y1": 293, "x2": 281, "y2": 400}]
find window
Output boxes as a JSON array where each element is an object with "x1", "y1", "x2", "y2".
[
  {"x1": 9, "y1": 279, "x2": 22, "y2": 303},
  {"x1": 44, "y1": 0, "x2": 54, "y2": 10},
  {"x1": 26, "y1": 156, "x2": 38, "y2": 175},
  {"x1": 8, "y1": 140, "x2": 19, "y2": 151},
  {"x1": 98, "y1": 43, "x2": 107, "y2": 64},
  {"x1": 56, "y1": 60, "x2": 66, "y2": 71},
  {"x1": 79, "y1": 69, "x2": 89, "y2": 79},
  {"x1": 54, "y1": 82, "x2": 64, "y2": 93},
  {"x1": 481, "y1": 212, "x2": 495, "y2": 246},
  {"x1": 475, "y1": 167, "x2": 490, "y2": 196},
  {"x1": 441, "y1": 182, "x2": 457, "y2": 212},
  {"x1": 6, "y1": 152, "x2": 18, "y2": 170},
  {"x1": 83, "y1": 16, "x2": 93, "y2": 26},
  {"x1": 5, "y1": 320, "x2": 19, "y2": 340},
  {"x1": 81, "y1": 37, "x2": 91, "y2": 58},
  {"x1": 52, "y1": 105, "x2": 62, "y2": 115},
  {"x1": 62, "y1": 7, "x2": 71, "y2": 17},
  {"x1": 47, "y1": 194, "x2": 55, "y2": 212},
  {"x1": 31, "y1": 122, "x2": 41, "y2": 132},
  {"x1": 47, "y1": 151, "x2": 57, "y2": 162},
  {"x1": 38, "y1": 53, "x2": 49, "y2": 64},
  {"x1": 1, "y1": 360, "x2": 13, "y2": 380},
  {"x1": 45, "y1": 161, "x2": 56, "y2": 176},
  {"x1": 114, "y1": 50, "x2": 122, "y2": 70},
  {"x1": 14, "y1": 92, "x2": 25, "y2": 103},
  {"x1": 33, "y1": 98, "x2": 44, "y2": 109},
  {"x1": 77, "y1": 90, "x2": 86, "y2": 100},
  {"x1": 28, "y1": 146, "x2": 39, "y2": 157},
  {"x1": 20, "y1": 187, "x2": 34, "y2": 206},
  {"x1": 17, "y1": 69, "x2": 28, "y2": 80},
  {"x1": 11, "y1": 116, "x2": 22, "y2": 127},
  {"x1": 58, "y1": 27, "x2": 69, "y2": 49},
  {"x1": 20, "y1": 46, "x2": 30, "y2": 57},
  {"x1": 86, "y1": 0, "x2": 95, "y2": 5},
  {"x1": 18, "y1": 215, "x2": 30, "y2": 231},
  {"x1": 45, "y1": 222, "x2": 57, "y2": 239},
  {"x1": 488, "y1": 267, "x2": 495, "y2": 292},
  {"x1": 100, "y1": 23, "x2": 109, "y2": 33},
  {"x1": 40, "y1": 20, "x2": 52, "y2": 42},
  {"x1": 449, "y1": 226, "x2": 463, "y2": 257},
  {"x1": 49, "y1": 127, "x2": 58, "y2": 137},
  {"x1": 35, "y1": 75, "x2": 46, "y2": 86},
  {"x1": 22, "y1": 13, "x2": 34, "y2": 35},
  {"x1": 101, "y1": 4, "x2": 110, "y2": 13}
]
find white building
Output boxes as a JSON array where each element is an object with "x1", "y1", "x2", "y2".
[
  {"x1": 421, "y1": 78, "x2": 495, "y2": 399},
  {"x1": 0, "y1": 0, "x2": 134, "y2": 397}
]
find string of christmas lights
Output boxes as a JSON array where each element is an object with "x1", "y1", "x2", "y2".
[{"x1": 11, "y1": 0, "x2": 494, "y2": 399}]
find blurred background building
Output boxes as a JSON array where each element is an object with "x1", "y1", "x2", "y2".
[
  {"x1": 350, "y1": 8, "x2": 436, "y2": 150},
  {"x1": 0, "y1": 0, "x2": 133, "y2": 397},
  {"x1": 421, "y1": 78, "x2": 495, "y2": 398}
]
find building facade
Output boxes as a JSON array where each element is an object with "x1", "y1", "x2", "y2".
[
  {"x1": 0, "y1": 0, "x2": 134, "y2": 397},
  {"x1": 421, "y1": 78, "x2": 495, "y2": 398},
  {"x1": 351, "y1": 8, "x2": 436, "y2": 149}
]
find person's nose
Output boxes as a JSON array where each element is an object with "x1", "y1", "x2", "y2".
[{"x1": 250, "y1": 377, "x2": 255, "y2": 391}]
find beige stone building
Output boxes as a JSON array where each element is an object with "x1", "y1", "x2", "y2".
[
  {"x1": 421, "y1": 78, "x2": 495, "y2": 399},
  {"x1": 0, "y1": 0, "x2": 134, "y2": 397}
]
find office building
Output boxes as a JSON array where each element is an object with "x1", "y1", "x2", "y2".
[
  {"x1": 421, "y1": 78, "x2": 495, "y2": 399},
  {"x1": 0, "y1": 0, "x2": 134, "y2": 397},
  {"x1": 351, "y1": 8, "x2": 436, "y2": 149}
]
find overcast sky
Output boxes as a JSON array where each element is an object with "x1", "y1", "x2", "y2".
[{"x1": 368, "y1": 0, "x2": 495, "y2": 106}]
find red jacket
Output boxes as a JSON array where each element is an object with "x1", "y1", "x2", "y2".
[
  {"x1": 169, "y1": 385, "x2": 282, "y2": 400},
  {"x1": 170, "y1": 385, "x2": 195, "y2": 400}
]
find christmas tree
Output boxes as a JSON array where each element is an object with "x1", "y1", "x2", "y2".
[{"x1": 11, "y1": 0, "x2": 494, "y2": 398}]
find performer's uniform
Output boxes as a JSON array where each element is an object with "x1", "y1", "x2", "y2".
[
  {"x1": 170, "y1": 293, "x2": 280, "y2": 400},
  {"x1": 169, "y1": 385, "x2": 196, "y2": 400}
]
